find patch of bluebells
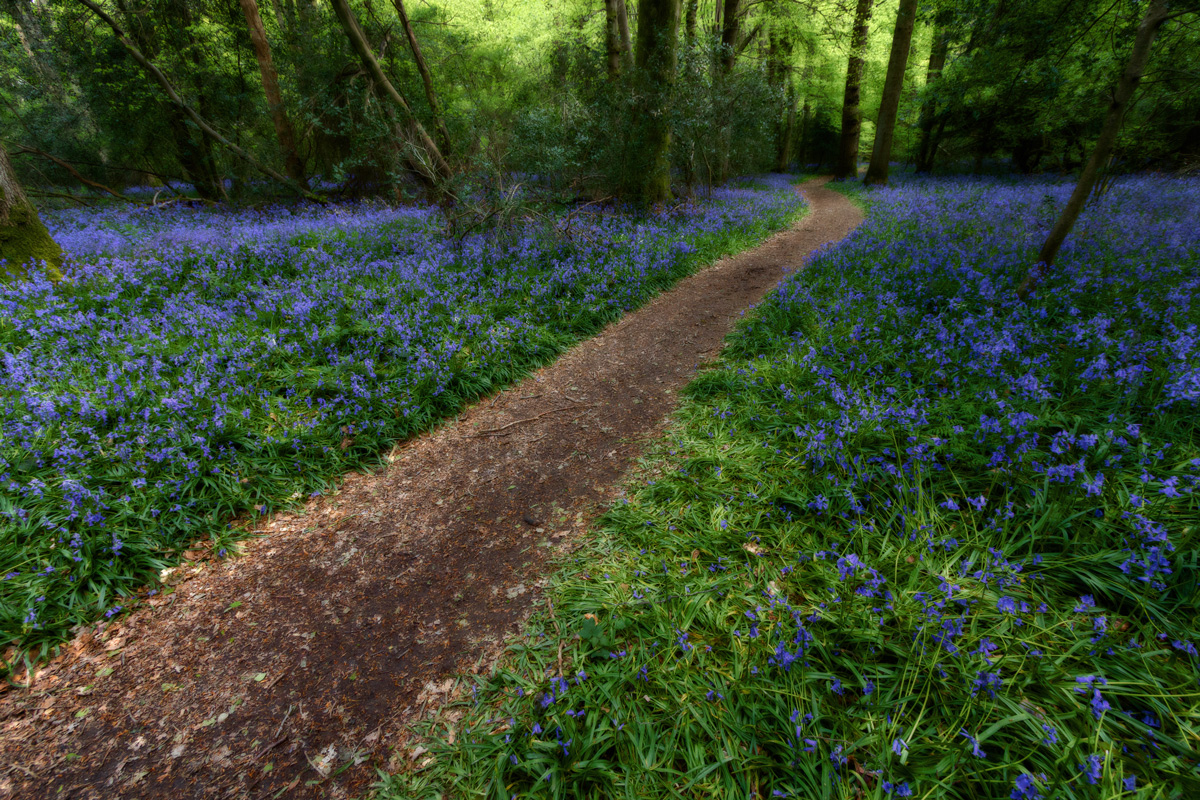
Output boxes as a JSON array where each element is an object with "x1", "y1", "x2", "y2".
[
  {"x1": 0, "y1": 179, "x2": 805, "y2": 647},
  {"x1": 380, "y1": 176, "x2": 1200, "y2": 800}
]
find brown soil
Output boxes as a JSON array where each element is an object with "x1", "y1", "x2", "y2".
[{"x1": 0, "y1": 179, "x2": 861, "y2": 800}]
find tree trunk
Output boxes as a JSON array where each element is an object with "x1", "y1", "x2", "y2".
[
  {"x1": 1017, "y1": 0, "x2": 1170, "y2": 301},
  {"x1": 835, "y1": 0, "x2": 874, "y2": 179},
  {"x1": 631, "y1": 0, "x2": 681, "y2": 205},
  {"x1": 392, "y1": 0, "x2": 454, "y2": 157},
  {"x1": 915, "y1": 23, "x2": 949, "y2": 173},
  {"x1": 78, "y1": 0, "x2": 321, "y2": 202},
  {"x1": 863, "y1": 0, "x2": 918, "y2": 186},
  {"x1": 327, "y1": 0, "x2": 451, "y2": 188},
  {"x1": 0, "y1": 147, "x2": 62, "y2": 282},
  {"x1": 685, "y1": 0, "x2": 698, "y2": 46},
  {"x1": 606, "y1": 0, "x2": 625, "y2": 77},
  {"x1": 769, "y1": 21, "x2": 797, "y2": 173},
  {"x1": 776, "y1": 79, "x2": 798, "y2": 172},
  {"x1": 720, "y1": 0, "x2": 740, "y2": 73},
  {"x1": 617, "y1": 0, "x2": 634, "y2": 71},
  {"x1": 239, "y1": 0, "x2": 308, "y2": 186}
]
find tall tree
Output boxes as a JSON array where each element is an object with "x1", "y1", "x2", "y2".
[
  {"x1": 720, "y1": 0, "x2": 741, "y2": 72},
  {"x1": 328, "y1": 0, "x2": 451, "y2": 188},
  {"x1": 915, "y1": 19, "x2": 949, "y2": 173},
  {"x1": 0, "y1": 147, "x2": 62, "y2": 282},
  {"x1": 1017, "y1": 0, "x2": 1172, "y2": 301},
  {"x1": 767, "y1": 12, "x2": 798, "y2": 173},
  {"x1": 685, "y1": 0, "x2": 699, "y2": 45},
  {"x1": 835, "y1": 0, "x2": 874, "y2": 179},
  {"x1": 863, "y1": 0, "x2": 919, "y2": 185},
  {"x1": 392, "y1": 0, "x2": 453, "y2": 157},
  {"x1": 617, "y1": 0, "x2": 635, "y2": 70},
  {"x1": 606, "y1": 0, "x2": 625, "y2": 77},
  {"x1": 238, "y1": 0, "x2": 307, "y2": 187},
  {"x1": 630, "y1": 0, "x2": 681, "y2": 205}
]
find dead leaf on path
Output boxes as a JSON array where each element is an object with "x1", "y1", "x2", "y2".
[{"x1": 310, "y1": 743, "x2": 337, "y2": 777}]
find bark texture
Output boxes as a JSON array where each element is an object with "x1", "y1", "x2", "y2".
[
  {"x1": 1018, "y1": 0, "x2": 1171, "y2": 301},
  {"x1": 239, "y1": 0, "x2": 307, "y2": 186},
  {"x1": 0, "y1": 148, "x2": 63, "y2": 282},
  {"x1": 835, "y1": 0, "x2": 874, "y2": 179},
  {"x1": 863, "y1": 0, "x2": 919, "y2": 185},
  {"x1": 631, "y1": 0, "x2": 681, "y2": 205}
]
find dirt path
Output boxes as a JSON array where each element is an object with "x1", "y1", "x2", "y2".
[{"x1": 0, "y1": 179, "x2": 861, "y2": 800}]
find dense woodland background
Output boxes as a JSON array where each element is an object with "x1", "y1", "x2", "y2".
[{"x1": 3, "y1": 0, "x2": 1198, "y2": 213}]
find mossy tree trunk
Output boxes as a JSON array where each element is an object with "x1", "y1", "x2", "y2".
[
  {"x1": 0, "y1": 148, "x2": 63, "y2": 282},
  {"x1": 630, "y1": 0, "x2": 681, "y2": 206}
]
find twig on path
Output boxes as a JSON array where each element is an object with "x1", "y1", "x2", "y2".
[
  {"x1": 472, "y1": 405, "x2": 584, "y2": 437},
  {"x1": 256, "y1": 734, "x2": 289, "y2": 760}
]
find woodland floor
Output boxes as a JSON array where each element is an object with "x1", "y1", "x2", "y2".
[{"x1": 0, "y1": 178, "x2": 862, "y2": 800}]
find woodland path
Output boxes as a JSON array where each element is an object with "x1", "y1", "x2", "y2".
[{"x1": 0, "y1": 178, "x2": 862, "y2": 800}]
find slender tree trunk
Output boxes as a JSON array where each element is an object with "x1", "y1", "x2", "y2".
[
  {"x1": 239, "y1": 0, "x2": 307, "y2": 186},
  {"x1": 0, "y1": 147, "x2": 62, "y2": 282},
  {"x1": 685, "y1": 0, "x2": 698, "y2": 45},
  {"x1": 617, "y1": 0, "x2": 634, "y2": 71},
  {"x1": 631, "y1": 0, "x2": 681, "y2": 205},
  {"x1": 835, "y1": 0, "x2": 874, "y2": 179},
  {"x1": 327, "y1": 0, "x2": 451, "y2": 188},
  {"x1": 1017, "y1": 0, "x2": 1170, "y2": 301},
  {"x1": 392, "y1": 0, "x2": 453, "y2": 157},
  {"x1": 768, "y1": 21, "x2": 797, "y2": 173},
  {"x1": 78, "y1": 0, "x2": 321, "y2": 201},
  {"x1": 606, "y1": 0, "x2": 625, "y2": 77},
  {"x1": 777, "y1": 80, "x2": 798, "y2": 172},
  {"x1": 863, "y1": 0, "x2": 919, "y2": 186},
  {"x1": 915, "y1": 23, "x2": 949, "y2": 173},
  {"x1": 798, "y1": 99, "x2": 811, "y2": 165}
]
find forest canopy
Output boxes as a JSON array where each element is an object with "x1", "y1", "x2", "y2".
[{"x1": 2, "y1": 0, "x2": 1197, "y2": 210}]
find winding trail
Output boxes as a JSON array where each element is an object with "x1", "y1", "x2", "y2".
[{"x1": 0, "y1": 178, "x2": 862, "y2": 799}]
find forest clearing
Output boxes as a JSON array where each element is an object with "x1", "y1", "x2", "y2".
[{"x1": 2, "y1": 0, "x2": 1199, "y2": 798}]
